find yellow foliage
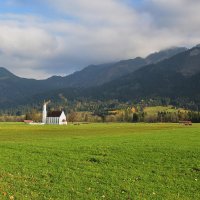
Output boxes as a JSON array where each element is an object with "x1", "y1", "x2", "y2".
[{"x1": 131, "y1": 107, "x2": 136, "y2": 113}]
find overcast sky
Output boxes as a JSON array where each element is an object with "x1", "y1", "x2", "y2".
[{"x1": 0, "y1": 0, "x2": 200, "y2": 79}]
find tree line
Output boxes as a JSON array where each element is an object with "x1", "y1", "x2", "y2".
[{"x1": 0, "y1": 97, "x2": 200, "y2": 123}]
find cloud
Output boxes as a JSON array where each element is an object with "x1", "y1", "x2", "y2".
[
  {"x1": 0, "y1": 14, "x2": 62, "y2": 78},
  {"x1": 0, "y1": 0, "x2": 200, "y2": 79}
]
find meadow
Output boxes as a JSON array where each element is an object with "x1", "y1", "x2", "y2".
[
  {"x1": 143, "y1": 106, "x2": 187, "y2": 116},
  {"x1": 0, "y1": 123, "x2": 199, "y2": 200}
]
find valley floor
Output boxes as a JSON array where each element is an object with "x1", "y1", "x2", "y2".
[{"x1": 0, "y1": 123, "x2": 200, "y2": 199}]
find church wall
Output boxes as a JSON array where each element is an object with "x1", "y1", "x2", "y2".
[
  {"x1": 46, "y1": 117, "x2": 60, "y2": 124},
  {"x1": 59, "y1": 112, "x2": 67, "y2": 125}
]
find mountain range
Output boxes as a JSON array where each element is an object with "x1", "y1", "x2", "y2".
[
  {"x1": 2, "y1": 45, "x2": 200, "y2": 109},
  {"x1": 97, "y1": 46, "x2": 200, "y2": 101},
  {"x1": 45, "y1": 47, "x2": 186, "y2": 88}
]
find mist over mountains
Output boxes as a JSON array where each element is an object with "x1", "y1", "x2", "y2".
[
  {"x1": 1, "y1": 45, "x2": 200, "y2": 109},
  {"x1": 46, "y1": 47, "x2": 186, "y2": 88}
]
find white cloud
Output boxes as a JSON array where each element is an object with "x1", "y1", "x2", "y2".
[
  {"x1": 0, "y1": 0, "x2": 200, "y2": 79},
  {"x1": 0, "y1": 14, "x2": 64, "y2": 78}
]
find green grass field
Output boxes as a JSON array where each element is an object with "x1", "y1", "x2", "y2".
[
  {"x1": 0, "y1": 123, "x2": 199, "y2": 200},
  {"x1": 144, "y1": 106, "x2": 187, "y2": 116}
]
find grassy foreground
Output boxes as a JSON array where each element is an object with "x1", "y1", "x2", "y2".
[{"x1": 0, "y1": 123, "x2": 199, "y2": 200}]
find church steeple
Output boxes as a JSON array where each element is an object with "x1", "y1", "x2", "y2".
[{"x1": 42, "y1": 102, "x2": 47, "y2": 124}]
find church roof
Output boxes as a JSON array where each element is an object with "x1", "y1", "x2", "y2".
[{"x1": 47, "y1": 111, "x2": 62, "y2": 117}]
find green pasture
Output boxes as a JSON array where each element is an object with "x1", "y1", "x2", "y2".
[
  {"x1": 0, "y1": 123, "x2": 199, "y2": 199},
  {"x1": 144, "y1": 106, "x2": 187, "y2": 116}
]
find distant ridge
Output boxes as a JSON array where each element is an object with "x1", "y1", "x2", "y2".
[
  {"x1": 0, "y1": 67, "x2": 17, "y2": 79},
  {"x1": 46, "y1": 47, "x2": 187, "y2": 88},
  {"x1": 93, "y1": 46, "x2": 200, "y2": 101},
  {"x1": 0, "y1": 46, "x2": 189, "y2": 107}
]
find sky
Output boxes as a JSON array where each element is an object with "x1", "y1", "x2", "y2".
[{"x1": 0, "y1": 0, "x2": 200, "y2": 79}]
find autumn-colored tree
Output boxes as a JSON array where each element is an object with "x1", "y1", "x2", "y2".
[{"x1": 68, "y1": 111, "x2": 78, "y2": 123}]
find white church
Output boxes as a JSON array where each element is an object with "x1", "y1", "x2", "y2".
[{"x1": 42, "y1": 102, "x2": 67, "y2": 125}]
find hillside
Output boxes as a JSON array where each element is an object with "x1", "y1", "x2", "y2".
[
  {"x1": 0, "y1": 47, "x2": 186, "y2": 108},
  {"x1": 47, "y1": 47, "x2": 186, "y2": 88},
  {"x1": 32, "y1": 45, "x2": 200, "y2": 106},
  {"x1": 0, "y1": 68, "x2": 60, "y2": 106},
  {"x1": 0, "y1": 68, "x2": 38, "y2": 105},
  {"x1": 96, "y1": 46, "x2": 200, "y2": 101},
  {"x1": 16, "y1": 46, "x2": 200, "y2": 112}
]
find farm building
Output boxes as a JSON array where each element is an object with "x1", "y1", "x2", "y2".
[{"x1": 42, "y1": 102, "x2": 67, "y2": 125}]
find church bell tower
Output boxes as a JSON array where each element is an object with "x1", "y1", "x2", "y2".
[{"x1": 42, "y1": 102, "x2": 47, "y2": 124}]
